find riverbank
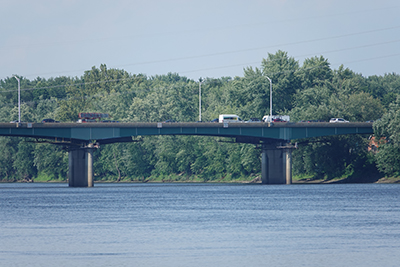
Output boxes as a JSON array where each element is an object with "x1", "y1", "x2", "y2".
[
  {"x1": 2, "y1": 174, "x2": 400, "y2": 184},
  {"x1": 293, "y1": 175, "x2": 400, "y2": 184}
]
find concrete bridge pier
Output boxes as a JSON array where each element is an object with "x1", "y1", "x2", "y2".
[
  {"x1": 261, "y1": 143, "x2": 293, "y2": 184},
  {"x1": 68, "y1": 144, "x2": 95, "y2": 187}
]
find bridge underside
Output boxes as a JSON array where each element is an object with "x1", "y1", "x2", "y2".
[{"x1": 66, "y1": 139, "x2": 292, "y2": 187}]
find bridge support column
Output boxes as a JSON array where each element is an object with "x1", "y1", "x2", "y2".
[
  {"x1": 68, "y1": 144, "x2": 95, "y2": 187},
  {"x1": 261, "y1": 143, "x2": 292, "y2": 184},
  {"x1": 284, "y1": 148, "x2": 292, "y2": 184}
]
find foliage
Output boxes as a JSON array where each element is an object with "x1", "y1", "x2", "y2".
[
  {"x1": 373, "y1": 96, "x2": 400, "y2": 176},
  {"x1": 261, "y1": 50, "x2": 300, "y2": 113},
  {"x1": 0, "y1": 53, "x2": 399, "y2": 183}
]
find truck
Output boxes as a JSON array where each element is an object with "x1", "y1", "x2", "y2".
[{"x1": 262, "y1": 115, "x2": 290, "y2": 123}]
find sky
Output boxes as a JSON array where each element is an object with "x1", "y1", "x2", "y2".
[{"x1": 1, "y1": 0, "x2": 399, "y2": 81}]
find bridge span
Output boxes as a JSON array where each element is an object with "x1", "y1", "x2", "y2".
[
  {"x1": 0, "y1": 121, "x2": 373, "y2": 143},
  {"x1": 0, "y1": 122, "x2": 373, "y2": 187}
]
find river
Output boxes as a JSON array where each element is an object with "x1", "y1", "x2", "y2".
[{"x1": 1, "y1": 183, "x2": 400, "y2": 267}]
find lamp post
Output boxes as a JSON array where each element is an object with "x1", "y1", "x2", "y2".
[
  {"x1": 266, "y1": 76, "x2": 272, "y2": 119},
  {"x1": 13, "y1": 75, "x2": 21, "y2": 123},
  {"x1": 199, "y1": 78, "x2": 203, "y2": 122}
]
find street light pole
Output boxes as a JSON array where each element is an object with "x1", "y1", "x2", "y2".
[
  {"x1": 266, "y1": 76, "x2": 272, "y2": 119},
  {"x1": 199, "y1": 78, "x2": 203, "y2": 122},
  {"x1": 13, "y1": 75, "x2": 21, "y2": 123}
]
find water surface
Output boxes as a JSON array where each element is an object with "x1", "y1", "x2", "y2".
[{"x1": 1, "y1": 183, "x2": 400, "y2": 266}]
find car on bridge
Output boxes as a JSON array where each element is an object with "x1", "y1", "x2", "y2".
[
  {"x1": 329, "y1": 118, "x2": 349, "y2": 123},
  {"x1": 263, "y1": 115, "x2": 290, "y2": 122},
  {"x1": 246, "y1": 118, "x2": 262, "y2": 123},
  {"x1": 77, "y1": 119, "x2": 97, "y2": 123},
  {"x1": 41, "y1": 118, "x2": 59, "y2": 123},
  {"x1": 273, "y1": 118, "x2": 287, "y2": 122},
  {"x1": 298, "y1": 120, "x2": 325, "y2": 123}
]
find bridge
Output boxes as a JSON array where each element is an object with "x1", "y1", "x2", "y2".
[{"x1": 0, "y1": 122, "x2": 373, "y2": 187}]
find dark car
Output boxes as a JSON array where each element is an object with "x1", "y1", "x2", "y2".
[
  {"x1": 210, "y1": 118, "x2": 219, "y2": 123},
  {"x1": 41, "y1": 118, "x2": 59, "y2": 123},
  {"x1": 163, "y1": 119, "x2": 177, "y2": 123}
]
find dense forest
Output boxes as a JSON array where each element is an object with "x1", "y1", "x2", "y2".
[{"x1": 1, "y1": 50, "x2": 400, "y2": 183}]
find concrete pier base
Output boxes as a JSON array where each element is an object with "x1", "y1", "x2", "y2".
[
  {"x1": 285, "y1": 149, "x2": 292, "y2": 185},
  {"x1": 68, "y1": 144, "x2": 94, "y2": 187},
  {"x1": 261, "y1": 143, "x2": 292, "y2": 184}
]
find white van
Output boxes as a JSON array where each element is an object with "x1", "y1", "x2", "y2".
[{"x1": 219, "y1": 114, "x2": 243, "y2": 123}]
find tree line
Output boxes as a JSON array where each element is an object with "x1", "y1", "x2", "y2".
[{"x1": 1, "y1": 50, "x2": 400, "y2": 183}]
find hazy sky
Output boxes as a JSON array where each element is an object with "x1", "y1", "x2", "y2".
[{"x1": 1, "y1": 0, "x2": 399, "y2": 81}]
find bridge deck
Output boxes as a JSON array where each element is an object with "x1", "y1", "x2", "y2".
[{"x1": 0, "y1": 122, "x2": 374, "y2": 144}]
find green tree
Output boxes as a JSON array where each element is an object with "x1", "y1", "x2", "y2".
[
  {"x1": 199, "y1": 77, "x2": 234, "y2": 121},
  {"x1": 94, "y1": 143, "x2": 125, "y2": 181},
  {"x1": 293, "y1": 135, "x2": 370, "y2": 180},
  {"x1": 289, "y1": 84, "x2": 333, "y2": 122},
  {"x1": 232, "y1": 67, "x2": 269, "y2": 119},
  {"x1": 366, "y1": 73, "x2": 400, "y2": 107},
  {"x1": 374, "y1": 96, "x2": 400, "y2": 176},
  {"x1": 56, "y1": 79, "x2": 86, "y2": 122},
  {"x1": 298, "y1": 55, "x2": 333, "y2": 89},
  {"x1": 261, "y1": 50, "x2": 300, "y2": 113},
  {"x1": 122, "y1": 140, "x2": 156, "y2": 180},
  {"x1": 330, "y1": 92, "x2": 384, "y2": 122},
  {"x1": 33, "y1": 143, "x2": 68, "y2": 180},
  {"x1": 153, "y1": 136, "x2": 180, "y2": 175},
  {"x1": 13, "y1": 141, "x2": 36, "y2": 181},
  {"x1": 35, "y1": 96, "x2": 58, "y2": 122},
  {"x1": 9, "y1": 103, "x2": 35, "y2": 122},
  {"x1": 0, "y1": 137, "x2": 18, "y2": 181}
]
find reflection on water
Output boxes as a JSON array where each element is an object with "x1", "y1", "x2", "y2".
[{"x1": 1, "y1": 183, "x2": 400, "y2": 267}]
